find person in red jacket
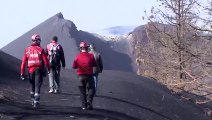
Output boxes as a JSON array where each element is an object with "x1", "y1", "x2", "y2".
[
  {"x1": 21, "y1": 34, "x2": 50, "y2": 108},
  {"x1": 72, "y1": 41, "x2": 97, "y2": 110}
]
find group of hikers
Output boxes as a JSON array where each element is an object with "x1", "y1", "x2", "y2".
[{"x1": 20, "y1": 34, "x2": 103, "y2": 110}]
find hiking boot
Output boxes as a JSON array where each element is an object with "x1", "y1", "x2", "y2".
[
  {"x1": 31, "y1": 99, "x2": 34, "y2": 106},
  {"x1": 81, "y1": 103, "x2": 87, "y2": 110},
  {"x1": 49, "y1": 89, "x2": 54, "y2": 93},
  {"x1": 54, "y1": 89, "x2": 60, "y2": 94},
  {"x1": 87, "y1": 102, "x2": 93, "y2": 110},
  {"x1": 33, "y1": 102, "x2": 39, "y2": 108}
]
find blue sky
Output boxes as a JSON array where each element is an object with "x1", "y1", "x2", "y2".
[{"x1": 0, "y1": 0, "x2": 157, "y2": 48}]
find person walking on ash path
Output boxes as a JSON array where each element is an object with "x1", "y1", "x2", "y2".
[
  {"x1": 46, "y1": 36, "x2": 66, "y2": 94},
  {"x1": 89, "y1": 43, "x2": 103, "y2": 94},
  {"x1": 72, "y1": 41, "x2": 97, "y2": 110},
  {"x1": 20, "y1": 34, "x2": 50, "y2": 108}
]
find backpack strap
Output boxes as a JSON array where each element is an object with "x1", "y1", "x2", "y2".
[
  {"x1": 48, "y1": 43, "x2": 60, "y2": 54},
  {"x1": 51, "y1": 43, "x2": 60, "y2": 50}
]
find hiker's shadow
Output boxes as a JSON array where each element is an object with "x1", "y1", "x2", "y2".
[
  {"x1": 6, "y1": 103, "x2": 142, "y2": 120},
  {"x1": 1, "y1": 92, "x2": 173, "y2": 120},
  {"x1": 59, "y1": 92, "x2": 172, "y2": 120}
]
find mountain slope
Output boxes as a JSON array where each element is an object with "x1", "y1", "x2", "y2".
[
  {"x1": 0, "y1": 50, "x2": 20, "y2": 80},
  {"x1": 1, "y1": 12, "x2": 134, "y2": 72},
  {"x1": 1, "y1": 13, "x2": 79, "y2": 69}
]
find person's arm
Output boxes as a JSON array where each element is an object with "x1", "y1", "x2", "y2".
[
  {"x1": 21, "y1": 50, "x2": 27, "y2": 75},
  {"x1": 41, "y1": 49, "x2": 50, "y2": 71},
  {"x1": 92, "y1": 55, "x2": 97, "y2": 67},
  {"x1": 98, "y1": 55, "x2": 103, "y2": 73},
  {"x1": 59, "y1": 45, "x2": 66, "y2": 68},
  {"x1": 72, "y1": 57, "x2": 78, "y2": 69},
  {"x1": 20, "y1": 49, "x2": 28, "y2": 80}
]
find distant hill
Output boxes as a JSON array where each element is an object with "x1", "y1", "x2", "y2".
[
  {"x1": 1, "y1": 12, "x2": 135, "y2": 72},
  {"x1": 98, "y1": 25, "x2": 146, "y2": 72},
  {"x1": 92, "y1": 26, "x2": 136, "y2": 36},
  {"x1": 0, "y1": 50, "x2": 20, "y2": 80}
]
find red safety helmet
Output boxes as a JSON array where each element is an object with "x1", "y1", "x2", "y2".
[
  {"x1": 31, "y1": 34, "x2": 41, "y2": 42},
  {"x1": 79, "y1": 41, "x2": 88, "y2": 48}
]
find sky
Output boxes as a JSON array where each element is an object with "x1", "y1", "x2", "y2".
[{"x1": 0, "y1": 0, "x2": 157, "y2": 48}]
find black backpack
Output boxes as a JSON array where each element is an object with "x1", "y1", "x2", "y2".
[{"x1": 49, "y1": 44, "x2": 60, "y2": 67}]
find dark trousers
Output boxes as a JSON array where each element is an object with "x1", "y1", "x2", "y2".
[
  {"x1": 78, "y1": 75, "x2": 95, "y2": 108},
  {"x1": 28, "y1": 68, "x2": 43, "y2": 103}
]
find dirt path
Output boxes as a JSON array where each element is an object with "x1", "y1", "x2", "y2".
[{"x1": 0, "y1": 70, "x2": 211, "y2": 120}]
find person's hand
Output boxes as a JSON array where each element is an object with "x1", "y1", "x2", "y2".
[
  {"x1": 62, "y1": 67, "x2": 65, "y2": 70},
  {"x1": 47, "y1": 67, "x2": 50, "y2": 74},
  {"x1": 20, "y1": 74, "x2": 25, "y2": 81}
]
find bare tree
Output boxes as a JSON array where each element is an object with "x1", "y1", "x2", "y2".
[{"x1": 131, "y1": 0, "x2": 212, "y2": 104}]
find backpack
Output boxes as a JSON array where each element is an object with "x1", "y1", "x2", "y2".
[{"x1": 49, "y1": 44, "x2": 60, "y2": 67}]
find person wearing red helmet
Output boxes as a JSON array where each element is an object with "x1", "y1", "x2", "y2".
[
  {"x1": 72, "y1": 41, "x2": 97, "y2": 110},
  {"x1": 21, "y1": 34, "x2": 50, "y2": 108}
]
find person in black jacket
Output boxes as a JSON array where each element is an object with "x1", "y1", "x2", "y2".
[{"x1": 46, "y1": 36, "x2": 66, "y2": 93}]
